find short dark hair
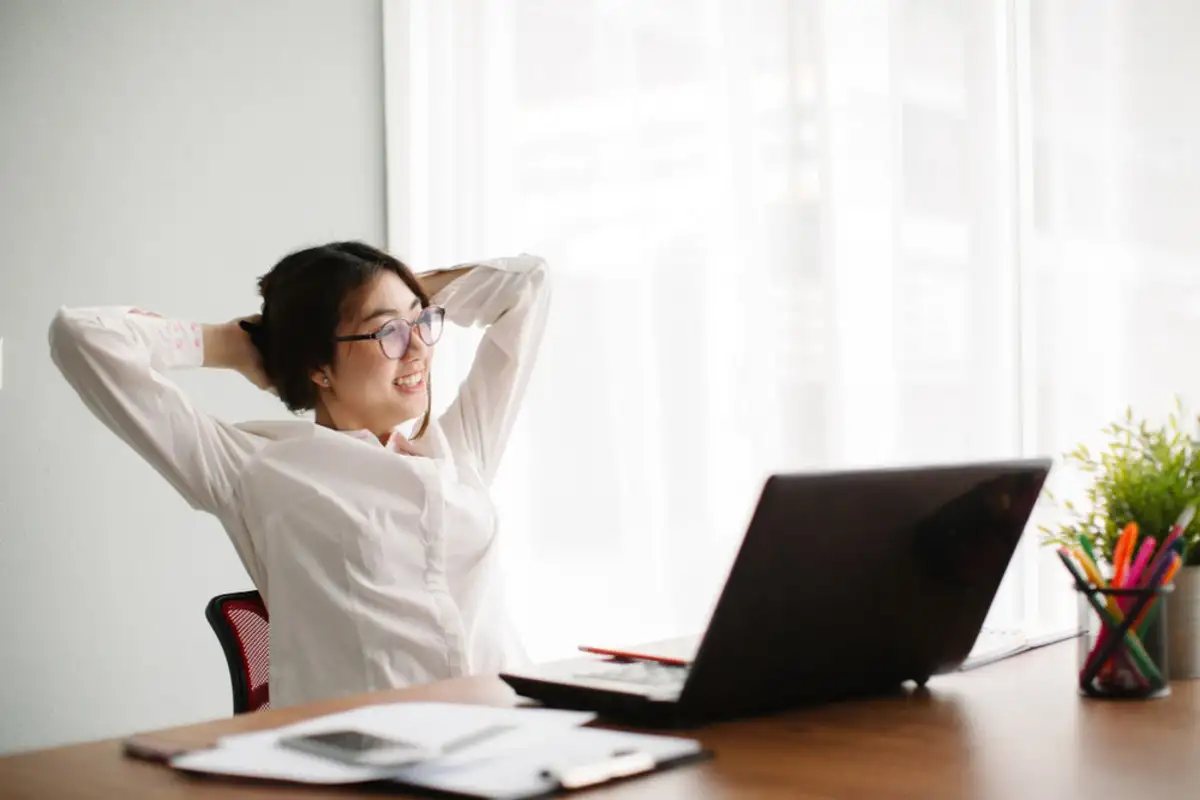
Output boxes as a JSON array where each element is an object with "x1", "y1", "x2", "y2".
[{"x1": 246, "y1": 241, "x2": 432, "y2": 436}]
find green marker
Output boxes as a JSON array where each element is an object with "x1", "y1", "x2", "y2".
[{"x1": 1079, "y1": 533, "x2": 1098, "y2": 572}]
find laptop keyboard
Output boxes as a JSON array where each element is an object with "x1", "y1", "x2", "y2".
[{"x1": 574, "y1": 660, "x2": 689, "y2": 689}]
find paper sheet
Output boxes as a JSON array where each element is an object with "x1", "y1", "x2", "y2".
[
  {"x1": 172, "y1": 702, "x2": 595, "y2": 785},
  {"x1": 960, "y1": 625, "x2": 1080, "y2": 670}
]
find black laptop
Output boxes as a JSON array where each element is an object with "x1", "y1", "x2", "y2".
[{"x1": 500, "y1": 459, "x2": 1052, "y2": 725}]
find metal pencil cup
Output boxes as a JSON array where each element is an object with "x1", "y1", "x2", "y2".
[{"x1": 1076, "y1": 583, "x2": 1173, "y2": 699}]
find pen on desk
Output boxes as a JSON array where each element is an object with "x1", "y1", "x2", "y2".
[
  {"x1": 541, "y1": 750, "x2": 656, "y2": 790},
  {"x1": 439, "y1": 724, "x2": 516, "y2": 756}
]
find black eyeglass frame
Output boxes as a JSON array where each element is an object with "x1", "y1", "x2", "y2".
[{"x1": 333, "y1": 305, "x2": 445, "y2": 360}]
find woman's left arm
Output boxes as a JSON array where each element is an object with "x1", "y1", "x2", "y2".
[{"x1": 421, "y1": 254, "x2": 551, "y2": 483}]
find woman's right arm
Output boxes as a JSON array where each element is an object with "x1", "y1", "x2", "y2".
[{"x1": 49, "y1": 306, "x2": 261, "y2": 515}]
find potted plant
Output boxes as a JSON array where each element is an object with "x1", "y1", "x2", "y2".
[{"x1": 1041, "y1": 401, "x2": 1200, "y2": 679}]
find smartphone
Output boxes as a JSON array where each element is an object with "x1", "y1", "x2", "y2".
[{"x1": 278, "y1": 729, "x2": 434, "y2": 767}]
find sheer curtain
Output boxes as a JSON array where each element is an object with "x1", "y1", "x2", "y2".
[
  {"x1": 1022, "y1": 0, "x2": 1200, "y2": 632},
  {"x1": 382, "y1": 0, "x2": 1064, "y2": 662}
]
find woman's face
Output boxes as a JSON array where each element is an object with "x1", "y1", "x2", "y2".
[{"x1": 315, "y1": 272, "x2": 434, "y2": 436}]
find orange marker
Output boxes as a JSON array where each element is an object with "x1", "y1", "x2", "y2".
[
  {"x1": 1162, "y1": 554, "x2": 1183, "y2": 588},
  {"x1": 1113, "y1": 522, "x2": 1138, "y2": 586}
]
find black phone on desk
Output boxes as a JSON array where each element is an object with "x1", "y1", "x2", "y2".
[{"x1": 278, "y1": 729, "x2": 434, "y2": 767}]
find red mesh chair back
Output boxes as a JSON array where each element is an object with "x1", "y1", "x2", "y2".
[{"x1": 204, "y1": 590, "x2": 270, "y2": 714}]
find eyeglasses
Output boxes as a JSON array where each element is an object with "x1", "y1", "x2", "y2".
[{"x1": 334, "y1": 306, "x2": 445, "y2": 360}]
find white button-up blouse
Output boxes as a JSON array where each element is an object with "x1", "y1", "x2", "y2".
[{"x1": 49, "y1": 254, "x2": 551, "y2": 708}]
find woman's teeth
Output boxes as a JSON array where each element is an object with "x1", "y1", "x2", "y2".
[{"x1": 395, "y1": 373, "x2": 422, "y2": 388}]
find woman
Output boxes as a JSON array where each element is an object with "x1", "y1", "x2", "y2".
[{"x1": 49, "y1": 241, "x2": 551, "y2": 707}]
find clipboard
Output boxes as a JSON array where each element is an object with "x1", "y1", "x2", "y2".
[
  {"x1": 381, "y1": 725, "x2": 711, "y2": 799},
  {"x1": 143, "y1": 702, "x2": 710, "y2": 799},
  {"x1": 163, "y1": 727, "x2": 709, "y2": 798}
]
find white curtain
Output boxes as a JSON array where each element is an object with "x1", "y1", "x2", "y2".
[
  {"x1": 380, "y1": 0, "x2": 1195, "y2": 662},
  {"x1": 1023, "y1": 0, "x2": 1200, "y2": 631}
]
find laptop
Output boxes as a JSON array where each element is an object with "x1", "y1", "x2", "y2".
[{"x1": 500, "y1": 459, "x2": 1052, "y2": 725}]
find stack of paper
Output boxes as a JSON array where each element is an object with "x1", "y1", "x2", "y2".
[
  {"x1": 172, "y1": 702, "x2": 596, "y2": 784},
  {"x1": 170, "y1": 701, "x2": 707, "y2": 798}
]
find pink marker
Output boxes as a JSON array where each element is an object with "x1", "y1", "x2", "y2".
[
  {"x1": 1115, "y1": 536, "x2": 1158, "y2": 617},
  {"x1": 1122, "y1": 536, "x2": 1158, "y2": 590}
]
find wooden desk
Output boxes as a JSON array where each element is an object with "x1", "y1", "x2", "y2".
[{"x1": 2, "y1": 642, "x2": 1198, "y2": 799}]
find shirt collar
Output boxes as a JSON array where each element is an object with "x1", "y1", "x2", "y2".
[{"x1": 342, "y1": 425, "x2": 419, "y2": 452}]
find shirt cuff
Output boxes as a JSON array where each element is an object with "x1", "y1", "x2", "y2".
[{"x1": 124, "y1": 309, "x2": 205, "y2": 369}]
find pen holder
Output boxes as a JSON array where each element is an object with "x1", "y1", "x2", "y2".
[{"x1": 1076, "y1": 583, "x2": 1173, "y2": 699}]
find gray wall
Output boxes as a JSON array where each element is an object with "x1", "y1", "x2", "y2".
[{"x1": 0, "y1": 0, "x2": 385, "y2": 753}]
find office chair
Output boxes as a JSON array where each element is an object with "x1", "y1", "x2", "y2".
[{"x1": 205, "y1": 590, "x2": 270, "y2": 714}]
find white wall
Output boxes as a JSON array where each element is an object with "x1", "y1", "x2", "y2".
[{"x1": 0, "y1": 0, "x2": 385, "y2": 753}]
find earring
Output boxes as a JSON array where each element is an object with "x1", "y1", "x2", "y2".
[{"x1": 322, "y1": 376, "x2": 330, "y2": 386}]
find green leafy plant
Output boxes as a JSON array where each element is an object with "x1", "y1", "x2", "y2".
[{"x1": 1040, "y1": 400, "x2": 1200, "y2": 567}]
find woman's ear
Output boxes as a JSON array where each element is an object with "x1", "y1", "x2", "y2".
[{"x1": 310, "y1": 369, "x2": 331, "y2": 390}]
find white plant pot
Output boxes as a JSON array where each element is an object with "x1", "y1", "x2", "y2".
[{"x1": 1166, "y1": 564, "x2": 1200, "y2": 679}]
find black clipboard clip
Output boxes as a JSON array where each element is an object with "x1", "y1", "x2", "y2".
[{"x1": 541, "y1": 749, "x2": 656, "y2": 790}]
